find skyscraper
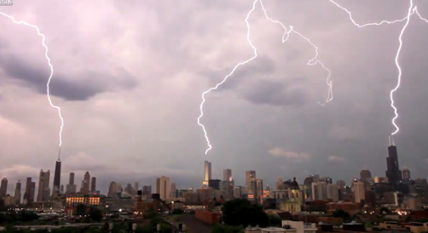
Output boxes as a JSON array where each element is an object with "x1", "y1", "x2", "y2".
[
  {"x1": 385, "y1": 136, "x2": 402, "y2": 187},
  {"x1": 245, "y1": 170, "x2": 256, "y2": 198},
  {"x1": 202, "y1": 161, "x2": 212, "y2": 188},
  {"x1": 156, "y1": 176, "x2": 170, "y2": 200},
  {"x1": 37, "y1": 170, "x2": 50, "y2": 202},
  {"x1": 91, "y1": 177, "x2": 96, "y2": 193},
  {"x1": 24, "y1": 177, "x2": 32, "y2": 204},
  {"x1": 30, "y1": 182, "x2": 36, "y2": 202},
  {"x1": 0, "y1": 178, "x2": 8, "y2": 198},
  {"x1": 170, "y1": 182, "x2": 177, "y2": 199},
  {"x1": 52, "y1": 151, "x2": 62, "y2": 196},
  {"x1": 223, "y1": 169, "x2": 232, "y2": 181},
  {"x1": 81, "y1": 172, "x2": 91, "y2": 194},
  {"x1": 14, "y1": 180, "x2": 21, "y2": 204},
  {"x1": 69, "y1": 172, "x2": 75, "y2": 185},
  {"x1": 353, "y1": 181, "x2": 365, "y2": 203},
  {"x1": 360, "y1": 169, "x2": 372, "y2": 191},
  {"x1": 66, "y1": 172, "x2": 77, "y2": 194},
  {"x1": 108, "y1": 182, "x2": 119, "y2": 198},
  {"x1": 134, "y1": 182, "x2": 139, "y2": 194},
  {"x1": 256, "y1": 179, "x2": 263, "y2": 200}
]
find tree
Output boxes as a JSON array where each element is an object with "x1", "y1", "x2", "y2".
[
  {"x1": 89, "y1": 208, "x2": 103, "y2": 221},
  {"x1": 222, "y1": 199, "x2": 269, "y2": 228},
  {"x1": 19, "y1": 211, "x2": 39, "y2": 222},
  {"x1": 268, "y1": 215, "x2": 282, "y2": 227},
  {"x1": 171, "y1": 209, "x2": 183, "y2": 215},
  {"x1": 333, "y1": 209, "x2": 350, "y2": 219},
  {"x1": 212, "y1": 224, "x2": 245, "y2": 233}
]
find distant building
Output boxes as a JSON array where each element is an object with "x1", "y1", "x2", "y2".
[
  {"x1": 156, "y1": 176, "x2": 170, "y2": 200},
  {"x1": 385, "y1": 136, "x2": 402, "y2": 188}
]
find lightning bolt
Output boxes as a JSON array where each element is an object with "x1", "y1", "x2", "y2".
[
  {"x1": 0, "y1": 12, "x2": 64, "y2": 147},
  {"x1": 198, "y1": 0, "x2": 333, "y2": 155},
  {"x1": 330, "y1": 0, "x2": 428, "y2": 136}
]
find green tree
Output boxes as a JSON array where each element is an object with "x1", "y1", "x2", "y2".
[
  {"x1": 212, "y1": 224, "x2": 245, "y2": 233},
  {"x1": 268, "y1": 215, "x2": 282, "y2": 227},
  {"x1": 332, "y1": 209, "x2": 350, "y2": 219},
  {"x1": 19, "y1": 211, "x2": 39, "y2": 222},
  {"x1": 171, "y1": 209, "x2": 183, "y2": 215},
  {"x1": 89, "y1": 208, "x2": 103, "y2": 221},
  {"x1": 222, "y1": 199, "x2": 269, "y2": 228}
]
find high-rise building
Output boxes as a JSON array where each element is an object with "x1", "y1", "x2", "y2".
[
  {"x1": 81, "y1": 172, "x2": 90, "y2": 194},
  {"x1": 37, "y1": 169, "x2": 50, "y2": 202},
  {"x1": 353, "y1": 181, "x2": 365, "y2": 203},
  {"x1": 30, "y1": 182, "x2": 36, "y2": 202},
  {"x1": 14, "y1": 180, "x2": 21, "y2": 204},
  {"x1": 245, "y1": 171, "x2": 256, "y2": 198},
  {"x1": 91, "y1": 177, "x2": 96, "y2": 193},
  {"x1": 312, "y1": 182, "x2": 327, "y2": 201},
  {"x1": 69, "y1": 172, "x2": 75, "y2": 185},
  {"x1": 0, "y1": 178, "x2": 8, "y2": 198},
  {"x1": 360, "y1": 169, "x2": 372, "y2": 191},
  {"x1": 208, "y1": 179, "x2": 221, "y2": 190},
  {"x1": 385, "y1": 136, "x2": 402, "y2": 187},
  {"x1": 23, "y1": 177, "x2": 33, "y2": 204},
  {"x1": 52, "y1": 152, "x2": 62, "y2": 196},
  {"x1": 66, "y1": 172, "x2": 77, "y2": 195},
  {"x1": 170, "y1": 183, "x2": 177, "y2": 199},
  {"x1": 233, "y1": 186, "x2": 243, "y2": 198},
  {"x1": 256, "y1": 179, "x2": 263, "y2": 199},
  {"x1": 202, "y1": 161, "x2": 212, "y2": 188},
  {"x1": 156, "y1": 176, "x2": 170, "y2": 200},
  {"x1": 327, "y1": 184, "x2": 339, "y2": 202},
  {"x1": 223, "y1": 169, "x2": 232, "y2": 181},
  {"x1": 108, "y1": 182, "x2": 119, "y2": 198},
  {"x1": 135, "y1": 182, "x2": 139, "y2": 193},
  {"x1": 402, "y1": 168, "x2": 411, "y2": 180}
]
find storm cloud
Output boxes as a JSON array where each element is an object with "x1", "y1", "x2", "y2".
[{"x1": 0, "y1": 0, "x2": 428, "y2": 194}]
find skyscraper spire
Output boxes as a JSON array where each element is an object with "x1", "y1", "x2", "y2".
[
  {"x1": 57, "y1": 148, "x2": 61, "y2": 161},
  {"x1": 389, "y1": 135, "x2": 395, "y2": 146}
]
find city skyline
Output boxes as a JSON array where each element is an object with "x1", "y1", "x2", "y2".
[
  {"x1": 0, "y1": 138, "x2": 423, "y2": 198},
  {"x1": 2, "y1": 1, "x2": 428, "y2": 193}
]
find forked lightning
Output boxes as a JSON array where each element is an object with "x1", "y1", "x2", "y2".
[
  {"x1": 330, "y1": 0, "x2": 428, "y2": 136},
  {"x1": 198, "y1": 0, "x2": 333, "y2": 155},
  {"x1": 0, "y1": 12, "x2": 64, "y2": 147}
]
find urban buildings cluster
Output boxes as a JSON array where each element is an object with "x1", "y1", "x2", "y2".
[{"x1": 0, "y1": 136, "x2": 427, "y2": 217}]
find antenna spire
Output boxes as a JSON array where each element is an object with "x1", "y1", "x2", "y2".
[
  {"x1": 57, "y1": 148, "x2": 61, "y2": 161},
  {"x1": 389, "y1": 135, "x2": 395, "y2": 146}
]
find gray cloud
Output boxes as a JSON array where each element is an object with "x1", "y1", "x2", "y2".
[
  {"x1": 202, "y1": 55, "x2": 277, "y2": 91},
  {"x1": 241, "y1": 79, "x2": 307, "y2": 107},
  {"x1": 1, "y1": 0, "x2": 428, "y2": 193},
  {"x1": 0, "y1": 55, "x2": 138, "y2": 101}
]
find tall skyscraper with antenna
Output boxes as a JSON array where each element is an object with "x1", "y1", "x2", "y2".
[
  {"x1": 52, "y1": 149, "x2": 62, "y2": 196},
  {"x1": 385, "y1": 135, "x2": 402, "y2": 188}
]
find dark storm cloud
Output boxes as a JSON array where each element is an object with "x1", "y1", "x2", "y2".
[
  {"x1": 202, "y1": 55, "x2": 276, "y2": 91},
  {"x1": 0, "y1": 55, "x2": 138, "y2": 101},
  {"x1": 241, "y1": 79, "x2": 308, "y2": 107}
]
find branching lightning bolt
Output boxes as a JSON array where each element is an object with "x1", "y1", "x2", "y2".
[
  {"x1": 198, "y1": 0, "x2": 333, "y2": 155},
  {"x1": 330, "y1": 0, "x2": 428, "y2": 136},
  {"x1": 0, "y1": 12, "x2": 64, "y2": 147}
]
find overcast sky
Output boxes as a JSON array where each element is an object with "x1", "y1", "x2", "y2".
[{"x1": 1, "y1": 0, "x2": 428, "y2": 194}]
